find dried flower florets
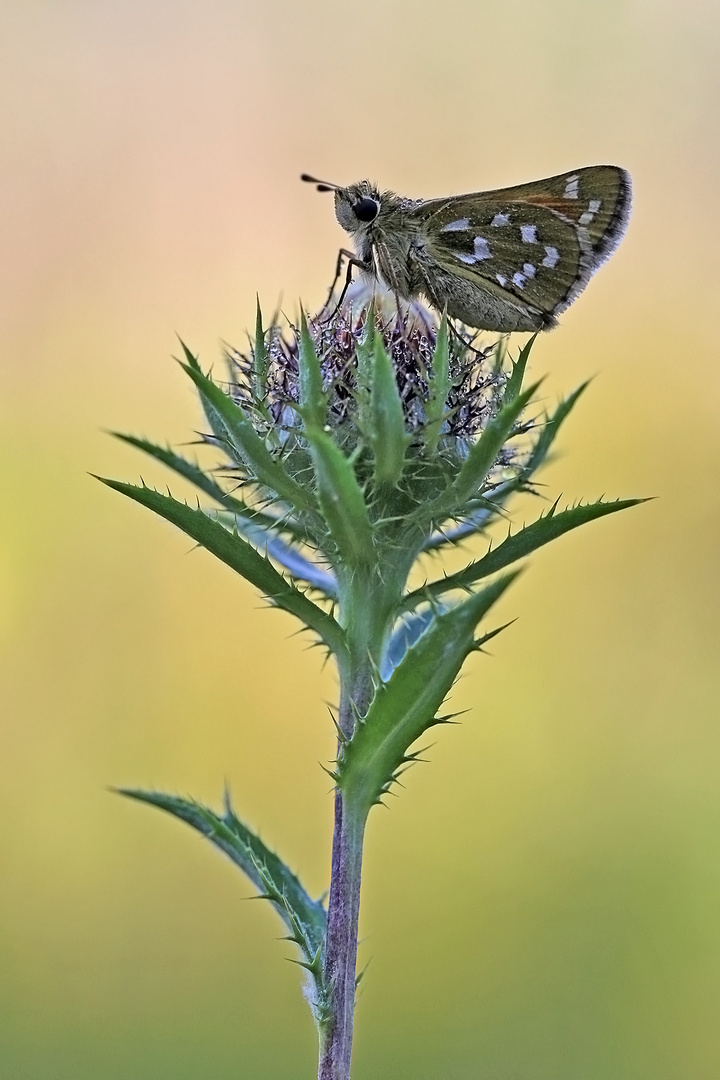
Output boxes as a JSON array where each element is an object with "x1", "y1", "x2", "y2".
[{"x1": 225, "y1": 286, "x2": 509, "y2": 444}]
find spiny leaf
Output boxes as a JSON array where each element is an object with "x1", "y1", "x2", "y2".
[
  {"x1": 368, "y1": 334, "x2": 407, "y2": 488},
  {"x1": 116, "y1": 789, "x2": 329, "y2": 1024},
  {"x1": 505, "y1": 333, "x2": 538, "y2": 404},
  {"x1": 355, "y1": 303, "x2": 376, "y2": 401},
  {"x1": 244, "y1": 299, "x2": 276, "y2": 435},
  {"x1": 214, "y1": 511, "x2": 338, "y2": 597},
  {"x1": 110, "y1": 432, "x2": 296, "y2": 533},
  {"x1": 298, "y1": 312, "x2": 327, "y2": 429},
  {"x1": 421, "y1": 490, "x2": 511, "y2": 552},
  {"x1": 451, "y1": 380, "x2": 541, "y2": 505},
  {"x1": 117, "y1": 789, "x2": 327, "y2": 950},
  {"x1": 253, "y1": 296, "x2": 270, "y2": 399},
  {"x1": 305, "y1": 428, "x2": 374, "y2": 565},
  {"x1": 403, "y1": 498, "x2": 644, "y2": 610},
  {"x1": 523, "y1": 381, "x2": 590, "y2": 477},
  {"x1": 423, "y1": 310, "x2": 451, "y2": 455},
  {"x1": 336, "y1": 573, "x2": 519, "y2": 815},
  {"x1": 95, "y1": 478, "x2": 347, "y2": 660},
  {"x1": 177, "y1": 339, "x2": 232, "y2": 448},
  {"x1": 178, "y1": 338, "x2": 202, "y2": 373},
  {"x1": 180, "y1": 361, "x2": 315, "y2": 513},
  {"x1": 421, "y1": 381, "x2": 592, "y2": 552}
]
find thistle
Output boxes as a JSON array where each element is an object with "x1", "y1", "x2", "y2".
[{"x1": 98, "y1": 287, "x2": 642, "y2": 1080}]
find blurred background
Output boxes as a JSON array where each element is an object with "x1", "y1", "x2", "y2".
[{"x1": 2, "y1": 1, "x2": 719, "y2": 1077}]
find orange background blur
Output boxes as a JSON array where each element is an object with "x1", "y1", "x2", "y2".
[{"x1": 2, "y1": 2, "x2": 720, "y2": 1077}]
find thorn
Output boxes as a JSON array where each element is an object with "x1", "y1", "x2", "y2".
[
  {"x1": 318, "y1": 762, "x2": 341, "y2": 784},
  {"x1": 222, "y1": 780, "x2": 234, "y2": 819},
  {"x1": 471, "y1": 620, "x2": 517, "y2": 653},
  {"x1": 327, "y1": 706, "x2": 348, "y2": 745}
]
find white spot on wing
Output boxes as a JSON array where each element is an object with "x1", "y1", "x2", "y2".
[
  {"x1": 496, "y1": 273, "x2": 507, "y2": 287},
  {"x1": 512, "y1": 272, "x2": 526, "y2": 289},
  {"x1": 520, "y1": 224, "x2": 538, "y2": 243},
  {"x1": 588, "y1": 199, "x2": 602, "y2": 213},
  {"x1": 564, "y1": 176, "x2": 580, "y2": 199},
  {"x1": 579, "y1": 211, "x2": 594, "y2": 225},
  {"x1": 491, "y1": 212, "x2": 510, "y2": 227},
  {"x1": 542, "y1": 246, "x2": 560, "y2": 269},
  {"x1": 441, "y1": 218, "x2": 470, "y2": 232},
  {"x1": 473, "y1": 236, "x2": 491, "y2": 260},
  {"x1": 523, "y1": 262, "x2": 536, "y2": 278},
  {"x1": 454, "y1": 237, "x2": 492, "y2": 265}
]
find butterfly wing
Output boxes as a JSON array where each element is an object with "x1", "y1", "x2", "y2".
[{"x1": 408, "y1": 166, "x2": 631, "y2": 330}]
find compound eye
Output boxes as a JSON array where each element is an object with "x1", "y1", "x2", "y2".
[{"x1": 352, "y1": 197, "x2": 379, "y2": 222}]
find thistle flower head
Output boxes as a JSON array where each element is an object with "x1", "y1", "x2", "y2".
[
  {"x1": 147, "y1": 284, "x2": 551, "y2": 576},
  {"x1": 214, "y1": 285, "x2": 533, "y2": 515},
  {"x1": 227, "y1": 287, "x2": 505, "y2": 443}
]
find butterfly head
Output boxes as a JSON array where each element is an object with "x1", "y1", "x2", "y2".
[
  {"x1": 332, "y1": 181, "x2": 381, "y2": 235},
  {"x1": 300, "y1": 173, "x2": 381, "y2": 236}
]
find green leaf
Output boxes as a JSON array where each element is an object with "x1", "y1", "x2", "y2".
[
  {"x1": 355, "y1": 302, "x2": 376, "y2": 394},
  {"x1": 305, "y1": 428, "x2": 374, "y2": 565},
  {"x1": 505, "y1": 333, "x2": 537, "y2": 404},
  {"x1": 353, "y1": 303, "x2": 376, "y2": 436},
  {"x1": 116, "y1": 789, "x2": 329, "y2": 1024},
  {"x1": 177, "y1": 339, "x2": 233, "y2": 448},
  {"x1": 422, "y1": 380, "x2": 592, "y2": 551},
  {"x1": 369, "y1": 335, "x2": 407, "y2": 487},
  {"x1": 336, "y1": 573, "x2": 519, "y2": 815},
  {"x1": 523, "y1": 381, "x2": 590, "y2": 478},
  {"x1": 178, "y1": 337, "x2": 202, "y2": 373},
  {"x1": 403, "y1": 497, "x2": 644, "y2": 611},
  {"x1": 95, "y1": 477, "x2": 347, "y2": 660},
  {"x1": 449, "y1": 380, "x2": 541, "y2": 506},
  {"x1": 244, "y1": 299, "x2": 278, "y2": 437},
  {"x1": 253, "y1": 296, "x2": 270, "y2": 399},
  {"x1": 423, "y1": 310, "x2": 451, "y2": 455},
  {"x1": 180, "y1": 361, "x2": 315, "y2": 513},
  {"x1": 214, "y1": 511, "x2": 338, "y2": 597},
  {"x1": 298, "y1": 312, "x2": 327, "y2": 429},
  {"x1": 421, "y1": 490, "x2": 511, "y2": 551},
  {"x1": 110, "y1": 432, "x2": 294, "y2": 532}
]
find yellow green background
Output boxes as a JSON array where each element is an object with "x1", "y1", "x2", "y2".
[{"x1": 2, "y1": 1, "x2": 719, "y2": 1077}]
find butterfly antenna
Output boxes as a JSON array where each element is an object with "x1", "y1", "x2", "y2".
[{"x1": 300, "y1": 173, "x2": 339, "y2": 193}]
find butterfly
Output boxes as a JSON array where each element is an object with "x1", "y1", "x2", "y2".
[{"x1": 301, "y1": 166, "x2": 632, "y2": 333}]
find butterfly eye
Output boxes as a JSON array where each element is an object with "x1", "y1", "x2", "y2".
[{"x1": 352, "y1": 197, "x2": 379, "y2": 222}]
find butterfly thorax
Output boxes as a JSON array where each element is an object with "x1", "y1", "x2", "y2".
[{"x1": 334, "y1": 182, "x2": 424, "y2": 297}]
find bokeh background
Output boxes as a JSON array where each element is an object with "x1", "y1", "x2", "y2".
[{"x1": 2, "y1": 1, "x2": 720, "y2": 1077}]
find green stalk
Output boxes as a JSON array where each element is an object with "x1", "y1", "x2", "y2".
[{"x1": 318, "y1": 565, "x2": 399, "y2": 1079}]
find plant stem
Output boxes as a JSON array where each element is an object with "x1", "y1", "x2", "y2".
[
  {"x1": 318, "y1": 788, "x2": 366, "y2": 1080},
  {"x1": 318, "y1": 559, "x2": 410, "y2": 1078},
  {"x1": 318, "y1": 633, "x2": 376, "y2": 1079}
]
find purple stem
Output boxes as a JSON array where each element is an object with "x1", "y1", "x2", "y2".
[{"x1": 317, "y1": 790, "x2": 366, "y2": 1080}]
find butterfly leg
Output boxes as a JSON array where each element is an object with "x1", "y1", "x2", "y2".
[
  {"x1": 319, "y1": 249, "x2": 371, "y2": 322},
  {"x1": 446, "y1": 317, "x2": 492, "y2": 359}
]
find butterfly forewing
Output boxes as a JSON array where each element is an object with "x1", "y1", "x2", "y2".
[
  {"x1": 423, "y1": 200, "x2": 583, "y2": 309},
  {"x1": 410, "y1": 166, "x2": 631, "y2": 321},
  {"x1": 486, "y1": 166, "x2": 631, "y2": 262}
]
